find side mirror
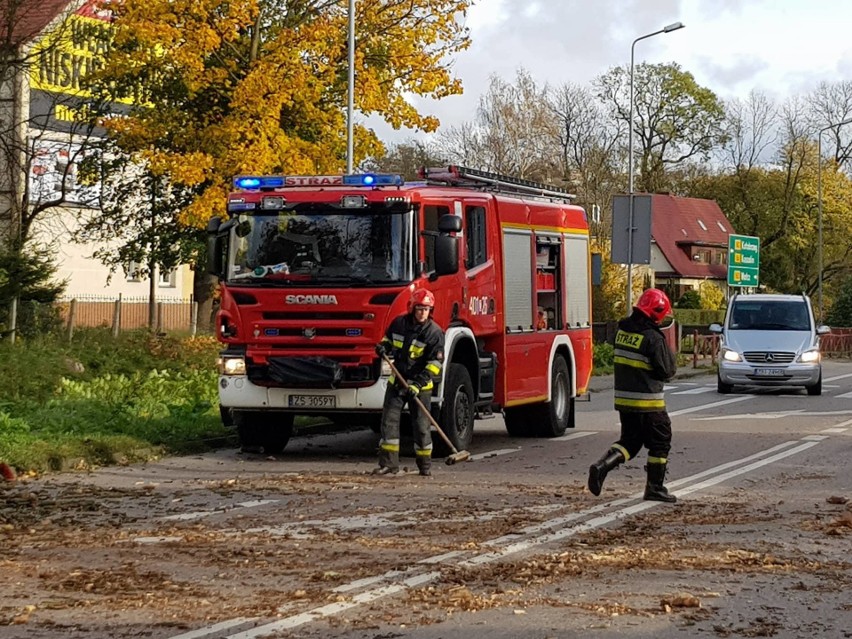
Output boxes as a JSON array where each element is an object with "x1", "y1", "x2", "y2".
[
  {"x1": 816, "y1": 325, "x2": 831, "y2": 335},
  {"x1": 207, "y1": 217, "x2": 223, "y2": 276},
  {"x1": 434, "y1": 235, "x2": 458, "y2": 276},
  {"x1": 207, "y1": 217, "x2": 236, "y2": 278},
  {"x1": 708, "y1": 323, "x2": 723, "y2": 334},
  {"x1": 438, "y1": 214, "x2": 462, "y2": 233}
]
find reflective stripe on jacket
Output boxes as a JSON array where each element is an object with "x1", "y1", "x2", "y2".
[
  {"x1": 381, "y1": 313, "x2": 444, "y2": 391},
  {"x1": 613, "y1": 311, "x2": 677, "y2": 413}
]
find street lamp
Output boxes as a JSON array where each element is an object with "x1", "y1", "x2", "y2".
[
  {"x1": 626, "y1": 21, "x2": 685, "y2": 311},
  {"x1": 346, "y1": 0, "x2": 355, "y2": 173},
  {"x1": 816, "y1": 118, "x2": 852, "y2": 322}
]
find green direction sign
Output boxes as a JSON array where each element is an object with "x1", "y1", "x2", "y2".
[{"x1": 728, "y1": 234, "x2": 760, "y2": 287}]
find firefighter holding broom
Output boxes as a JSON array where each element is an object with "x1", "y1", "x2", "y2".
[{"x1": 373, "y1": 289, "x2": 445, "y2": 477}]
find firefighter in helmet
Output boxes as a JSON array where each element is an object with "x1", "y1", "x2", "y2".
[
  {"x1": 588, "y1": 288, "x2": 678, "y2": 502},
  {"x1": 373, "y1": 288, "x2": 445, "y2": 476}
]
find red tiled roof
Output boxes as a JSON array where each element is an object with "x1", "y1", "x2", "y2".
[
  {"x1": 650, "y1": 193, "x2": 735, "y2": 279},
  {"x1": 0, "y1": 0, "x2": 76, "y2": 45}
]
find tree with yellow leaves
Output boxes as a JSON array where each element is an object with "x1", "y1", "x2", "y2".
[
  {"x1": 93, "y1": 0, "x2": 470, "y2": 225},
  {"x1": 82, "y1": 0, "x2": 470, "y2": 323}
]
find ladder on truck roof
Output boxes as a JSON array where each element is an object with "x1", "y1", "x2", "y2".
[{"x1": 418, "y1": 165, "x2": 576, "y2": 201}]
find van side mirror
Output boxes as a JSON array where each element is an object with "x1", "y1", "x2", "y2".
[
  {"x1": 816, "y1": 325, "x2": 831, "y2": 335},
  {"x1": 708, "y1": 323, "x2": 723, "y2": 334}
]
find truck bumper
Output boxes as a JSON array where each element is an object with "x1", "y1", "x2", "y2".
[{"x1": 218, "y1": 375, "x2": 389, "y2": 412}]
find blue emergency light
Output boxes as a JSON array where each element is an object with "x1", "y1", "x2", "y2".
[
  {"x1": 342, "y1": 173, "x2": 403, "y2": 186},
  {"x1": 233, "y1": 176, "x2": 286, "y2": 189}
]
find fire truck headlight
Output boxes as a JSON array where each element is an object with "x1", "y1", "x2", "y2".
[{"x1": 218, "y1": 357, "x2": 247, "y2": 376}]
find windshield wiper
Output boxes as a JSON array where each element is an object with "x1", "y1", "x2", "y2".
[
  {"x1": 231, "y1": 263, "x2": 290, "y2": 280},
  {"x1": 316, "y1": 274, "x2": 372, "y2": 286}
]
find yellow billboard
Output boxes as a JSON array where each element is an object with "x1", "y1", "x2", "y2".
[{"x1": 29, "y1": 1, "x2": 122, "y2": 101}]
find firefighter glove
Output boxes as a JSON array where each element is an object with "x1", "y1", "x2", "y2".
[
  {"x1": 375, "y1": 342, "x2": 388, "y2": 357},
  {"x1": 403, "y1": 385, "x2": 420, "y2": 401}
]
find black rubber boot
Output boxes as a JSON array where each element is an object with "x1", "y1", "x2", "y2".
[
  {"x1": 644, "y1": 462, "x2": 677, "y2": 503},
  {"x1": 587, "y1": 449, "x2": 625, "y2": 496}
]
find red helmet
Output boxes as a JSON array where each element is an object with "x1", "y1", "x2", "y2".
[
  {"x1": 408, "y1": 288, "x2": 436, "y2": 313},
  {"x1": 634, "y1": 288, "x2": 672, "y2": 323}
]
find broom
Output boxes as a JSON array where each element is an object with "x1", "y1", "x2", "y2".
[{"x1": 381, "y1": 354, "x2": 471, "y2": 465}]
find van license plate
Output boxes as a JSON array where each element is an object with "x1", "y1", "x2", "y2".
[
  {"x1": 754, "y1": 368, "x2": 785, "y2": 377},
  {"x1": 288, "y1": 395, "x2": 336, "y2": 408}
]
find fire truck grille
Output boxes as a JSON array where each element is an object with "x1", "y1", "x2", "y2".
[
  {"x1": 262, "y1": 311, "x2": 367, "y2": 321},
  {"x1": 261, "y1": 327, "x2": 365, "y2": 338}
]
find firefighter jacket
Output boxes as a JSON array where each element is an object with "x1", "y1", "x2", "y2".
[
  {"x1": 380, "y1": 313, "x2": 444, "y2": 391},
  {"x1": 613, "y1": 310, "x2": 677, "y2": 413}
]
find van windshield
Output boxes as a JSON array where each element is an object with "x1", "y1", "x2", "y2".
[{"x1": 728, "y1": 301, "x2": 811, "y2": 331}]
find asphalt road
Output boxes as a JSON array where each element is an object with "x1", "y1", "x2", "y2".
[{"x1": 1, "y1": 361, "x2": 850, "y2": 639}]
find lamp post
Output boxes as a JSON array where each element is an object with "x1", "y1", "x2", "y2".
[
  {"x1": 626, "y1": 21, "x2": 685, "y2": 311},
  {"x1": 346, "y1": 0, "x2": 355, "y2": 173},
  {"x1": 816, "y1": 118, "x2": 852, "y2": 322}
]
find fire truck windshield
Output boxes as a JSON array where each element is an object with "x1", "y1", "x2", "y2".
[{"x1": 227, "y1": 208, "x2": 414, "y2": 286}]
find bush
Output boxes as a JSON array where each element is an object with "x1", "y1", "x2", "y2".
[
  {"x1": 593, "y1": 342, "x2": 614, "y2": 375},
  {"x1": 0, "y1": 329, "x2": 228, "y2": 474},
  {"x1": 826, "y1": 277, "x2": 852, "y2": 327},
  {"x1": 675, "y1": 290, "x2": 701, "y2": 309}
]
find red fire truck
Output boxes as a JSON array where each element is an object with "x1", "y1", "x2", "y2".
[{"x1": 207, "y1": 166, "x2": 594, "y2": 455}]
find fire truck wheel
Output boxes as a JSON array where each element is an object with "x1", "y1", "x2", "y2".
[
  {"x1": 435, "y1": 363, "x2": 474, "y2": 455},
  {"x1": 234, "y1": 410, "x2": 294, "y2": 455},
  {"x1": 503, "y1": 407, "x2": 533, "y2": 437},
  {"x1": 534, "y1": 356, "x2": 571, "y2": 437}
]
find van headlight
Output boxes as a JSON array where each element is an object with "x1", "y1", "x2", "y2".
[
  {"x1": 798, "y1": 349, "x2": 820, "y2": 364},
  {"x1": 721, "y1": 348, "x2": 742, "y2": 362},
  {"x1": 217, "y1": 356, "x2": 247, "y2": 375}
]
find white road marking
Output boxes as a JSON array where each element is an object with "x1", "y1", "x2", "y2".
[
  {"x1": 169, "y1": 618, "x2": 256, "y2": 639},
  {"x1": 160, "y1": 499, "x2": 278, "y2": 522},
  {"x1": 835, "y1": 391, "x2": 852, "y2": 398},
  {"x1": 826, "y1": 372, "x2": 852, "y2": 382},
  {"x1": 672, "y1": 386, "x2": 718, "y2": 395},
  {"x1": 552, "y1": 431, "x2": 597, "y2": 441},
  {"x1": 669, "y1": 395, "x2": 753, "y2": 416},
  {"x1": 170, "y1": 434, "x2": 829, "y2": 639},
  {"x1": 470, "y1": 448, "x2": 520, "y2": 460}
]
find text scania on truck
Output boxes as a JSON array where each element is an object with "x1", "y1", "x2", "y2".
[{"x1": 207, "y1": 166, "x2": 594, "y2": 455}]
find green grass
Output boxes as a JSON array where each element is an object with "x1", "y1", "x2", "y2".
[{"x1": 0, "y1": 329, "x2": 232, "y2": 475}]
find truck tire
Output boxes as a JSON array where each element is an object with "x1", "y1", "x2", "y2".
[
  {"x1": 435, "y1": 363, "x2": 474, "y2": 455},
  {"x1": 503, "y1": 356, "x2": 572, "y2": 438},
  {"x1": 533, "y1": 356, "x2": 572, "y2": 437},
  {"x1": 234, "y1": 410, "x2": 294, "y2": 455},
  {"x1": 504, "y1": 407, "x2": 533, "y2": 437}
]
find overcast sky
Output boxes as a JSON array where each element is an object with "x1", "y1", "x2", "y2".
[{"x1": 368, "y1": 0, "x2": 852, "y2": 144}]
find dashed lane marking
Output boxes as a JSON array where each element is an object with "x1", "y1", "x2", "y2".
[{"x1": 160, "y1": 499, "x2": 279, "y2": 522}]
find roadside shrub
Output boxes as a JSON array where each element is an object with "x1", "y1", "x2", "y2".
[
  {"x1": 593, "y1": 342, "x2": 614, "y2": 375},
  {"x1": 675, "y1": 290, "x2": 701, "y2": 309}
]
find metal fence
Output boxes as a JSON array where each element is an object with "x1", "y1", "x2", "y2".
[{"x1": 57, "y1": 296, "x2": 203, "y2": 337}]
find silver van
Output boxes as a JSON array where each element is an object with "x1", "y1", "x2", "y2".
[{"x1": 709, "y1": 293, "x2": 830, "y2": 395}]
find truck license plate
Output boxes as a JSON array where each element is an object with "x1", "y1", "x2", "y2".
[
  {"x1": 754, "y1": 368, "x2": 785, "y2": 377},
  {"x1": 288, "y1": 394, "x2": 336, "y2": 408}
]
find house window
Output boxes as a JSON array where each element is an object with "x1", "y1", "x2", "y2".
[
  {"x1": 159, "y1": 269, "x2": 176, "y2": 288},
  {"x1": 697, "y1": 219, "x2": 708, "y2": 231},
  {"x1": 715, "y1": 251, "x2": 727, "y2": 265},
  {"x1": 126, "y1": 261, "x2": 143, "y2": 282},
  {"x1": 693, "y1": 249, "x2": 711, "y2": 263}
]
